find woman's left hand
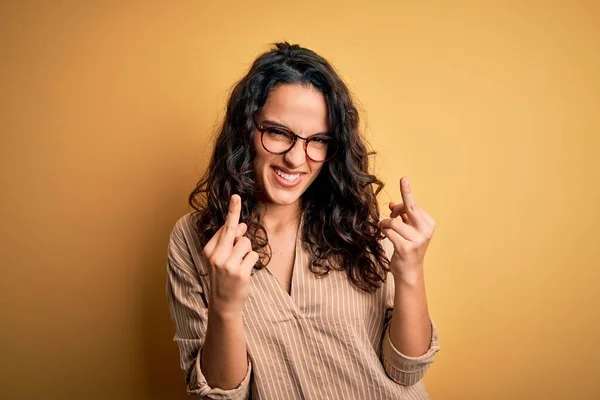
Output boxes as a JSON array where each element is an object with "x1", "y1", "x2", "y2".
[{"x1": 378, "y1": 177, "x2": 436, "y2": 283}]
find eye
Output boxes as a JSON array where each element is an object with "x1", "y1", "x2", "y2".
[
  {"x1": 265, "y1": 127, "x2": 288, "y2": 136},
  {"x1": 311, "y1": 136, "x2": 331, "y2": 144}
]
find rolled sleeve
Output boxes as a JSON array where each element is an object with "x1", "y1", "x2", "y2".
[
  {"x1": 188, "y1": 347, "x2": 252, "y2": 399},
  {"x1": 380, "y1": 319, "x2": 440, "y2": 386}
]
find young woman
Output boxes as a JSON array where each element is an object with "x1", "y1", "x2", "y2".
[{"x1": 166, "y1": 42, "x2": 440, "y2": 399}]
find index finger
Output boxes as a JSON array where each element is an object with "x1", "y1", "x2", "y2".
[{"x1": 203, "y1": 222, "x2": 247, "y2": 257}]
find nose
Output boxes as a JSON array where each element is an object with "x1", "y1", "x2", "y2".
[{"x1": 283, "y1": 137, "x2": 307, "y2": 167}]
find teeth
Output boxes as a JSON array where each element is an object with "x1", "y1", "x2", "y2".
[{"x1": 275, "y1": 168, "x2": 300, "y2": 182}]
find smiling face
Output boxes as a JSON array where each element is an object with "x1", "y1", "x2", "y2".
[{"x1": 253, "y1": 83, "x2": 330, "y2": 209}]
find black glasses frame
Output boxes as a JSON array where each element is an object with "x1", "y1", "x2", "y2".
[{"x1": 253, "y1": 119, "x2": 337, "y2": 163}]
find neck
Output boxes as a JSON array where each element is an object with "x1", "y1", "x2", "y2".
[{"x1": 259, "y1": 199, "x2": 302, "y2": 235}]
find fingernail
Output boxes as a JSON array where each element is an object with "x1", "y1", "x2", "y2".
[{"x1": 232, "y1": 195, "x2": 238, "y2": 204}]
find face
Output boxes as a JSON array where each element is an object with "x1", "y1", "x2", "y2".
[{"x1": 253, "y1": 83, "x2": 330, "y2": 208}]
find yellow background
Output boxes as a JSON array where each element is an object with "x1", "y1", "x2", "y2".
[{"x1": 1, "y1": 1, "x2": 598, "y2": 399}]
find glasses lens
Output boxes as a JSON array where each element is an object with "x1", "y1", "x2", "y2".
[
  {"x1": 307, "y1": 137, "x2": 334, "y2": 162},
  {"x1": 262, "y1": 127, "x2": 294, "y2": 153}
]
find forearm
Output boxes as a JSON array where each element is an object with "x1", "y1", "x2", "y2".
[
  {"x1": 389, "y1": 272, "x2": 432, "y2": 357},
  {"x1": 201, "y1": 308, "x2": 249, "y2": 390}
]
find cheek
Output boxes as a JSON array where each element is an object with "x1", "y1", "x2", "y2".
[
  {"x1": 310, "y1": 164, "x2": 325, "y2": 178},
  {"x1": 252, "y1": 136, "x2": 268, "y2": 170},
  {"x1": 252, "y1": 149, "x2": 275, "y2": 179}
]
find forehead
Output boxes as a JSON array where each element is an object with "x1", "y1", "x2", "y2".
[{"x1": 260, "y1": 84, "x2": 330, "y2": 133}]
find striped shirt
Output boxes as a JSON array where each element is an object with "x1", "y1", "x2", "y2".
[{"x1": 166, "y1": 212, "x2": 440, "y2": 399}]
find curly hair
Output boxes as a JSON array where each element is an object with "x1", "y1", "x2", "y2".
[{"x1": 188, "y1": 42, "x2": 390, "y2": 293}]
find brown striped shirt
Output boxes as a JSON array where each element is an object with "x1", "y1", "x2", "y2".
[{"x1": 166, "y1": 212, "x2": 440, "y2": 399}]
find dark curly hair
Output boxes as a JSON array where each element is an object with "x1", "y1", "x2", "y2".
[{"x1": 188, "y1": 42, "x2": 390, "y2": 293}]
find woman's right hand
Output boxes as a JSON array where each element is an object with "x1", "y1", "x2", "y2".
[{"x1": 203, "y1": 194, "x2": 259, "y2": 317}]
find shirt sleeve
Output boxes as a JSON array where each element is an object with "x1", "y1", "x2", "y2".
[
  {"x1": 165, "y1": 215, "x2": 252, "y2": 399},
  {"x1": 380, "y1": 312, "x2": 440, "y2": 386},
  {"x1": 378, "y1": 231, "x2": 440, "y2": 386}
]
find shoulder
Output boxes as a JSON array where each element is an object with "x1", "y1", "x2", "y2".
[
  {"x1": 168, "y1": 212, "x2": 203, "y2": 257},
  {"x1": 170, "y1": 212, "x2": 198, "y2": 240},
  {"x1": 167, "y1": 211, "x2": 209, "y2": 275}
]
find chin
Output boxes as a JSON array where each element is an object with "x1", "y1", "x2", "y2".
[
  {"x1": 261, "y1": 177, "x2": 307, "y2": 206},
  {"x1": 264, "y1": 188, "x2": 302, "y2": 205}
]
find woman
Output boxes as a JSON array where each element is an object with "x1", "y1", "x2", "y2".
[{"x1": 166, "y1": 42, "x2": 440, "y2": 399}]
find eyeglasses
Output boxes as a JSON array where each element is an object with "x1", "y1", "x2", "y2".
[{"x1": 254, "y1": 119, "x2": 337, "y2": 162}]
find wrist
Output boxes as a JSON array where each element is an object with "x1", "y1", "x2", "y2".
[
  {"x1": 393, "y1": 269, "x2": 425, "y2": 288},
  {"x1": 208, "y1": 305, "x2": 244, "y2": 323}
]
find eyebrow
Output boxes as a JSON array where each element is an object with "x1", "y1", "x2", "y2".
[{"x1": 261, "y1": 119, "x2": 330, "y2": 137}]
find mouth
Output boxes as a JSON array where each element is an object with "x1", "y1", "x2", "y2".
[{"x1": 271, "y1": 167, "x2": 304, "y2": 188}]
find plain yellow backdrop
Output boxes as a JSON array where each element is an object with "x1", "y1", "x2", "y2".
[{"x1": 1, "y1": 1, "x2": 598, "y2": 399}]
